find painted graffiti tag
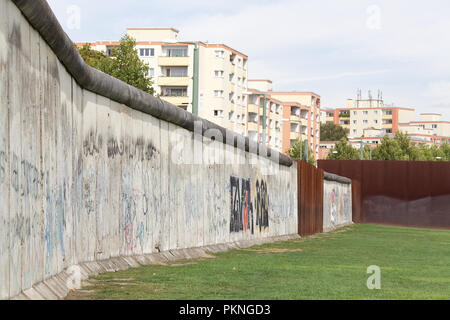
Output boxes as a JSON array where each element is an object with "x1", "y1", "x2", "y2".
[
  {"x1": 230, "y1": 176, "x2": 253, "y2": 234},
  {"x1": 0, "y1": 151, "x2": 7, "y2": 184},
  {"x1": 84, "y1": 129, "x2": 158, "y2": 162},
  {"x1": 255, "y1": 180, "x2": 269, "y2": 232}
]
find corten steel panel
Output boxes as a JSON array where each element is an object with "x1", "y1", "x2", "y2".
[
  {"x1": 297, "y1": 161, "x2": 324, "y2": 237},
  {"x1": 430, "y1": 163, "x2": 450, "y2": 227},
  {"x1": 406, "y1": 161, "x2": 432, "y2": 227},
  {"x1": 352, "y1": 180, "x2": 362, "y2": 223},
  {"x1": 317, "y1": 160, "x2": 450, "y2": 229}
]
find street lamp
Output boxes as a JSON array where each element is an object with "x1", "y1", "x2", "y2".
[{"x1": 359, "y1": 140, "x2": 372, "y2": 160}]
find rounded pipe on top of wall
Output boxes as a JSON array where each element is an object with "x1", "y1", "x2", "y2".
[{"x1": 323, "y1": 172, "x2": 352, "y2": 184}]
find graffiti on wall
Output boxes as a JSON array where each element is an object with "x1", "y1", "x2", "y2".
[
  {"x1": 230, "y1": 176, "x2": 253, "y2": 234},
  {"x1": 255, "y1": 180, "x2": 269, "y2": 232},
  {"x1": 327, "y1": 184, "x2": 351, "y2": 229},
  {"x1": 230, "y1": 176, "x2": 270, "y2": 234},
  {"x1": 83, "y1": 128, "x2": 158, "y2": 161}
]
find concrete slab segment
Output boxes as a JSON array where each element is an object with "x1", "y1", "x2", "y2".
[
  {"x1": 33, "y1": 283, "x2": 59, "y2": 300},
  {"x1": 22, "y1": 288, "x2": 44, "y2": 300}
]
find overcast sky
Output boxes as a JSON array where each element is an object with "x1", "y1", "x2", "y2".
[{"x1": 47, "y1": 0, "x2": 450, "y2": 120}]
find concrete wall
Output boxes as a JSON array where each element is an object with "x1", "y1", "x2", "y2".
[
  {"x1": 322, "y1": 173, "x2": 352, "y2": 232},
  {"x1": 0, "y1": 0, "x2": 297, "y2": 299}
]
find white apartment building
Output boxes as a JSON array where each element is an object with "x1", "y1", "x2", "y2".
[
  {"x1": 321, "y1": 95, "x2": 415, "y2": 138},
  {"x1": 78, "y1": 28, "x2": 249, "y2": 135}
]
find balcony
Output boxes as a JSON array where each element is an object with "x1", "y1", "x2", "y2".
[
  {"x1": 247, "y1": 122, "x2": 258, "y2": 131},
  {"x1": 160, "y1": 96, "x2": 190, "y2": 106},
  {"x1": 158, "y1": 76, "x2": 190, "y2": 87},
  {"x1": 158, "y1": 56, "x2": 190, "y2": 66},
  {"x1": 248, "y1": 103, "x2": 258, "y2": 114}
]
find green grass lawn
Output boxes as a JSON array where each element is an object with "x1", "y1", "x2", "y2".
[{"x1": 66, "y1": 224, "x2": 450, "y2": 300}]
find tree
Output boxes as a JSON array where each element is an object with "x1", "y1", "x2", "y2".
[
  {"x1": 320, "y1": 122, "x2": 347, "y2": 141},
  {"x1": 77, "y1": 43, "x2": 112, "y2": 71},
  {"x1": 327, "y1": 137, "x2": 359, "y2": 160},
  {"x1": 77, "y1": 34, "x2": 155, "y2": 95},
  {"x1": 288, "y1": 138, "x2": 315, "y2": 165},
  {"x1": 371, "y1": 134, "x2": 405, "y2": 160}
]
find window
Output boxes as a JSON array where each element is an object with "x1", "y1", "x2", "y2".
[
  {"x1": 215, "y1": 50, "x2": 224, "y2": 58},
  {"x1": 148, "y1": 68, "x2": 154, "y2": 77},
  {"x1": 363, "y1": 120, "x2": 368, "y2": 124},
  {"x1": 162, "y1": 87, "x2": 187, "y2": 97},
  {"x1": 214, "y1": 70, "x2": 224, "y2": 77},
  {"x1": 166, "y1": 48, "x2": 187, "y2": 57},
  {"x1": 140, "y1": 48, "x2": 154, "y2": 57},
  {"x1": 214, "y1": 90, "x2": 224, "y2": 97},
  {"x1": 214, "y1": 110, "x2": 223, "y2": 117},
  {"x1": 363, "y1": 111, "x2": 368, "y2": 115},
  {"x1": 374, "y1": 110, "x2": 378, "y2": 114},
  {"x1": 432, "y1": 124, "x2": 438, "y2": 129},
  {"x1": 164, "y1": 67, "x2": 187, "y2": 77},
  {"x1": 374, "y1": 120, "x2": 378, "y2": 124},
  {"x1": 353, "y1": 120, "x2": 357, "y2": 124},
  {"x1": 383, "y1": 110, "x2": 393, "y2": 115},
  {"x1": 353, "y1": 129, "x2": 357, "y2": 134}
]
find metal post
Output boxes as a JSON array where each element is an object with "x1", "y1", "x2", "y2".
[
  {"x1": 304, "y1": 140, "x2": 309, "y2": 162},
  {"x1": 360, "y1": 141, "x2": 363, "y2": 160},
  {"x1": 262, "y1": 95, "x2": 267, "y2": 144},
  {"x1": 192, "y1": 44, "x2": 199, "y2": 116}
]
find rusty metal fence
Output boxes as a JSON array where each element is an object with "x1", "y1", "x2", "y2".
[
  {"x1": 318, "y1": 160, "x2": 450, "y2": 229},
  {"x1": 297, "y1": 161, "x2": 324, "y2": 236}
]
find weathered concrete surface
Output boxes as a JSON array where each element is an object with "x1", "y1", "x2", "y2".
[
  {"x1": 323, "y1": 174, "x2": 353, "y2": 232},
  {"x1": 1, "y1": 0, "x2": 299, "y2": 299}
]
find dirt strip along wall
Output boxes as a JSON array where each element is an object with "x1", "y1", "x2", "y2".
[{"x1": 0, "y1": 0, "x2": 298, "y2": 299}]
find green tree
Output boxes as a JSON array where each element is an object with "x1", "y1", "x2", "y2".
[
  {"x1": 327, "y1": 137, "x2": 359, "y2": 160},
  {"x1": 439, "y1": 142, "x2": 450, "y2": 161},
  {"x1": 371, "y1": 134, "x2": 404, "y2": 160},
  {"x1": 288, "y1": 139, "x2": 315, "y2": 165},
  {"x1": 77, "y1": 43, "x2": 113, "y2": 71},
  {"x1": 320, "y1": 122, "x2": 347, "y2": 141},
  {"x1": 77, "y1": 34, "x2": 155, "y2": 95}
]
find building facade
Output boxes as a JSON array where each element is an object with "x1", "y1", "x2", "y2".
[
  {"x1": 320, "y1": 97, "x2": 415, "y2": 138},
  {"x1": 77, "y1": 28, "x2": 249, "y2": 135},
  {"x1": 244, "y1": 81, "x2": 320, "y2": 159}
]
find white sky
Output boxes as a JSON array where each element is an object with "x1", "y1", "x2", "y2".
[{"x1": 47, "y1": 0, "x2": 450, "y2": 119}]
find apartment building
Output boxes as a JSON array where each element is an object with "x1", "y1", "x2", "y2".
[
  {"x1": 269, "y1": 92, "x2": 321, "y2": 159},
  {"x1": 244, "y1": 84, "x2": 285, "y2": 153},
  {"x1": 399, "y1": 113, "x2": 450, "y2": 145},
  {"x1": 321, "y1": 96, "x2": 415, "y2": 138},
  {"x1": 77, "y1": 28, "x2": 249, "y2": 135},
  {"x1": 319, "y1": 108, "x2": 450, "y2": 160},
  {"x1": 244, "y1": 80, "x2": 321, "y2": 159}
]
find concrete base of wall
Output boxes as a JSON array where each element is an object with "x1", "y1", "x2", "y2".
[
  {"x1": 323, "y1": 222, "x2": 354, "y2": 233},
  {"x1": 10, "y1": 234, "x2": 300, "y2": 300}
]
